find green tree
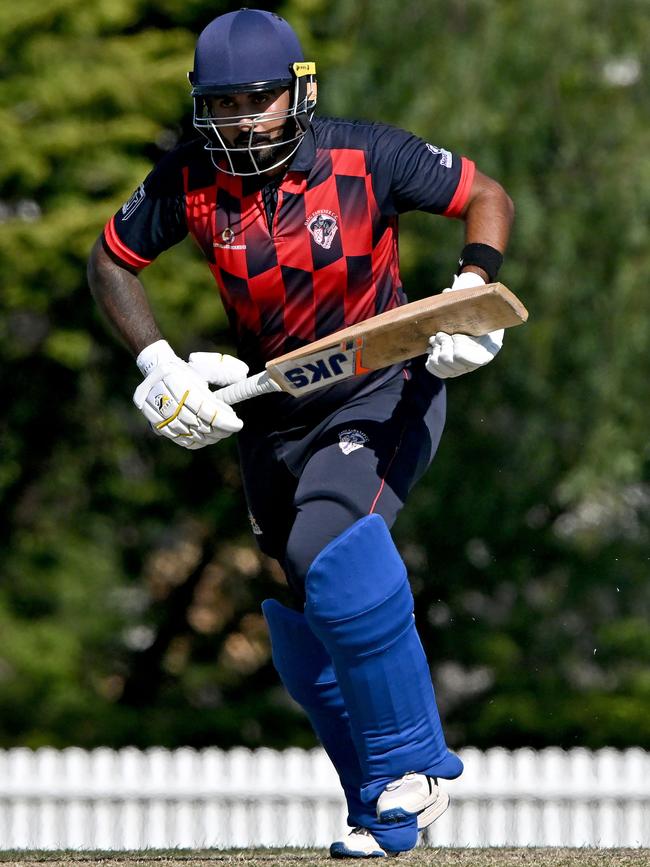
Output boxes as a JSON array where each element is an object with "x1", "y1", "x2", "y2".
[
  {"x1": 0, "y1": 0, "x2": 295, "y2": 748},
  {"x1": 287, "y1": 0, "x2": 650, "y2": 747}
]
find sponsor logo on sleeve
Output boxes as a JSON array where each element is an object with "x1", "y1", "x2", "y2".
[
  {"x1": 305, "y1": 209, "x2": 339, "y2": 249},
  {"x1": 426, "y1": 143, "x2": 453, "y2": 168},
  {"x1": 121, "y1": 183, "x2": 146, "y2": 220}
]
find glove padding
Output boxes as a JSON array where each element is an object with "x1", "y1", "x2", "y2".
[
  {"x1": 186, "y1": 351, "x2": 249, "y2": 386},
  {"x1": 425, "y1": 272, "x2": 504, "y2": 379},
  {"x1": 133, "y1": 342, "x2": 248, "y2": 450}
]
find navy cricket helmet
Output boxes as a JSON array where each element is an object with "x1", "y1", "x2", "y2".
[{"x1": 188, "y1": 9, "x2": 317, "y2": 175}]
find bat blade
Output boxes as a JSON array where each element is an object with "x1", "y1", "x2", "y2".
[
  {"x1": 266, "y1": 282, "x2": 527, "y2": 396},
  {"x1": 215, "y1": 282, "x2": 528, "y2": 405}
]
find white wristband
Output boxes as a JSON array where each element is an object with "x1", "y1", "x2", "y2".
[{"x1": 136, "y1": 339, "x2": 176, "y2": 376}]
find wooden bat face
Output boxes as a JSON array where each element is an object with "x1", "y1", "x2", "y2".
[{"x1": 265, "y1": 282, "x2": 527, "y2": 395}]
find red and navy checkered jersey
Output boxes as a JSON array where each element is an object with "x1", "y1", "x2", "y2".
[{"x1": 103, "y1": 116, "x2": 474, "y2": 372}]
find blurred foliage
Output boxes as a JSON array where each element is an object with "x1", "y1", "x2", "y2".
[{"x1": 0, "y1": 0, "x2": 649, "y2": 751}]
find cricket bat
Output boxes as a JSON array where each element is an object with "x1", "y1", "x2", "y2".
[{"x1": 215, "y1": 282, "x2": 527, "y2": 405}]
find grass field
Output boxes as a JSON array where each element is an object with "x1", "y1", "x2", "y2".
[{"x1": 1, "y1": 850, "x2": 649, "y2": 867}]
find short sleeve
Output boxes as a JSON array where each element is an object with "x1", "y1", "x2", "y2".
[
  {"x1": 370, "y1": 124, "x2": 475, "y2": 218},
  {"x1": 102, "y1": 148, "x2": 189, "y2": 272}
]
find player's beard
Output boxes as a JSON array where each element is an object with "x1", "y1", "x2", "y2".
[{"x1": 230, "y1": 129, "x2": 294, "y2": 174}]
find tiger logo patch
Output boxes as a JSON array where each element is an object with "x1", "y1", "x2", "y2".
[{"x1": 305, "y1": 209, "x2": 339, "y2": 250}]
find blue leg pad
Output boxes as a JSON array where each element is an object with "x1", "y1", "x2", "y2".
[
  {"x1": 304, "y1": 515, "x2": 463, "y2": 805},
  {"x1": 262, "y1": 599, "x2": 418, "y2": 852}
]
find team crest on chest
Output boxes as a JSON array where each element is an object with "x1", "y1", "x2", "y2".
[{"x1": 305, "y1": 209, "x2": 339, "y2": 249}]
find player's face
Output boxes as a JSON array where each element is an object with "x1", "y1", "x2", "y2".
[{"x1": 208, "y1": 88, "x2": 291, "y2": 164}]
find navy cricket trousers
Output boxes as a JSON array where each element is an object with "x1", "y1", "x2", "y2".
[{"x1": 237, "y1": 360, "x2": 446, "y2": 600}]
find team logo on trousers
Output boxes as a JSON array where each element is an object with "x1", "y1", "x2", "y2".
[
  {"x1": 305, "y1": 210, "x2": 339, "y2": 249},
  {"x1": 338, "y1": 429, "x2": 369, "y2": 455}
]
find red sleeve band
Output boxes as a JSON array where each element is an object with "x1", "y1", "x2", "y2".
[
  {"x1": 443, "y1": 157, "x2": 476, "y2": 218},
  {"x1": 103, "y1": 216, "x2": 154, "y2": 270}
]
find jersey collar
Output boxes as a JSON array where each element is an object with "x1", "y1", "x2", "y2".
[{"x1": 286, "y1": 125, "x2": 316, "y2": 174}]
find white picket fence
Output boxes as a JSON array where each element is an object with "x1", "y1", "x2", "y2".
[{"x1": 0, "y1": 746, "x2": 649, "y2": 850}]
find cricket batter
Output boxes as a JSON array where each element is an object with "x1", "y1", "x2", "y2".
[{"x1": 88, "y1": 9, "x2": 514, "y2": 857}]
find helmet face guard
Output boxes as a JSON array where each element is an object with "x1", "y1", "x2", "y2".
[
  {"x1": 190, "y1": 62, "x2": 317, "y2": 176},
  {"x1": 188, "y1": 10, "x2": 317, "y2": 176}
]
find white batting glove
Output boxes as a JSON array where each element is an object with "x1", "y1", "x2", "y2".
[
  {"x1": 133, "y1": 341, "x2": 245, "y2": 449},
  {"x1": 425, "y1": 272, "x2": 504, "y2": 379},
  {"x1": 187, "y1": 351, "x2": 249, "y2": 386}
]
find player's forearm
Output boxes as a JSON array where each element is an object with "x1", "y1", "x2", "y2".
[
  {"x1": 457, "y1": 170, "x2": 514, "y2": 281},
  {"x1": 87, "y1": 236, "x2": 163, "y2": 357},
  {"x1": 461, "y1": 170, "x2": 514, "y2": 251}
]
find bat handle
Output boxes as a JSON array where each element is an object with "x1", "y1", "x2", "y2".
[{"x1": 214, "y1": 370, "x2": 281, "y2": 406}]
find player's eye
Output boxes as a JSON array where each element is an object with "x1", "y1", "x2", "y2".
[{"x1": 206, "y1": 96, "x2": 236, "y2": 114}]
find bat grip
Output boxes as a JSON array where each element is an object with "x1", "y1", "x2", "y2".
[{"x1": 214, "y1": 370, "x2": 281, "y2": 405}]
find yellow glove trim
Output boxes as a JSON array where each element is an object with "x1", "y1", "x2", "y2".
[{"x1": 155, "y1": 390, "x2": 190, "y2": 429}]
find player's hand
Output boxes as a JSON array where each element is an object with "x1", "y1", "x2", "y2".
[
  {"x1": 187, "y1": 351, "x2": 249, "y2": 386},
  {"x1": 133, "y1": 340, "x2": 244, "y2": 449},
  {"x1": 425, "y1": 272, "x2": 504, "y2": 379}
]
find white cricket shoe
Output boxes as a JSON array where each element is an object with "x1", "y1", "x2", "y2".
[
  {"x1": 376, "y1": 773, "x2": 449, "y2": 829},
  {"x1": 330, "y1": 826, "x2": 388, "y2": 858}
]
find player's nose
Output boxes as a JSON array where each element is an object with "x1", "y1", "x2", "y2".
[
  {"x1": 236, "y1": 112, "x2": 256, "y2": 133},
  {"x1": 237, "y1": 98, "x2": 265, "y2": 128}
]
